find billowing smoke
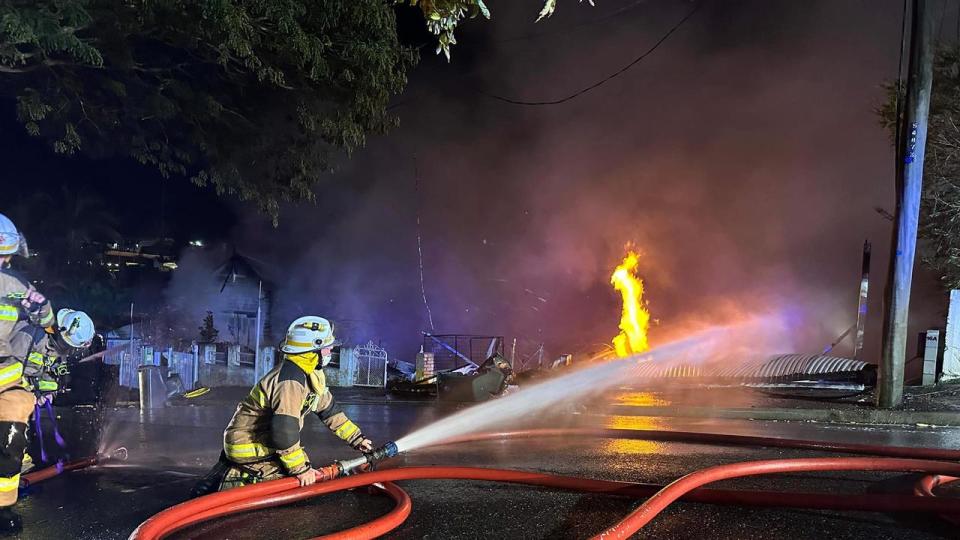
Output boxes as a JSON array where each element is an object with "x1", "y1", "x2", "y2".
[
  {"x1": 162, "y1": 245, "x2": 250, "y2": 343},
  {"x1": 216, "y1": 1, "x2": 950, "y2": 364}
]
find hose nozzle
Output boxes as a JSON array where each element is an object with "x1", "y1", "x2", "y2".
[
  {"x1": 99, "y1": 446, "x2": 128, "y2": 462},
  {"x1": 366, "y1": 441, "x2": 398, "y2": 463},
  {"x1": 321, "y1": 441, "x2": 399, "y2": 481}
]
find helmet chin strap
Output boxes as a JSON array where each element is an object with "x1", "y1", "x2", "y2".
[{"x1": 51, "y1": 332, "x2": 74, "y2": 357}]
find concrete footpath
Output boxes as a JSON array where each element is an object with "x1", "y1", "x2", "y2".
[
  {"x1": 608, "y1": 404, "x2": 960, "y2": 426},
  {"x1": 604, "y1": 383, "x2": 960, "y2": 426}
]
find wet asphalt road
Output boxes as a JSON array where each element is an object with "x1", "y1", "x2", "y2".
[{"x1": 12, "y1": 392, "x2": 960, "y2": 540}]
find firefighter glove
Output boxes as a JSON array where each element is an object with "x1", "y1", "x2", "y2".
[{"x1": 352, "y1": 437, "x2": 374, "y2": 453}]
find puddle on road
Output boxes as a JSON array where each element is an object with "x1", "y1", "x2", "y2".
[{"x1": 610, "y1": 391, "x2": 671, "y2": 407}]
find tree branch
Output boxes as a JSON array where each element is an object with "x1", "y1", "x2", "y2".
[
  {"x1": 0, "y1": 58, "x2": 101, "y2": 73},
  {"x1": 0, "y1": 63, "x2": 43, "y2": 73}
]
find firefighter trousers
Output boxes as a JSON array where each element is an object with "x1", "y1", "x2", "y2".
[
  {"x1": 191, "y1": 452, "x2": 286, "y2": 497},
  {"x1": 0, "y1": 389, "x2": 34, "y2": 507}
]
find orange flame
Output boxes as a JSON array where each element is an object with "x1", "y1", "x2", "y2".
[{"x1": 611, "y1": 250, "x2": 650, "y2": 357}]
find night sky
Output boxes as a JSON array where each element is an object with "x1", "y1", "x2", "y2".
[{"x1": 3, "y1": 0, "x2": 959, "y2": 362}]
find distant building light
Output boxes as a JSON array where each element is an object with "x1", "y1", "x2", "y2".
[{"x1": 189, "y1": 240, "x2": 204, "y2": 247}]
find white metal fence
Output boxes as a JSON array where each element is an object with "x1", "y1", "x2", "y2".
[
  {"x1": 103, "y1": 340, "x2": 228, "y2": 390},
  {"x1": 104, "y1": 342, "x2": 197, "y2": 390},
  {"x1": 103, "y1": 339, "x2": 380, "y2": 390},
  {"x1": 168, "y1": 350, "x2": 196, "y2": 389},
  {"x1": 353, "y1": 342, "x2": 388, "y2": 387}
]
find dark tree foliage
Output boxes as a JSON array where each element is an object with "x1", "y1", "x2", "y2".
[
  {"x1": 0, "y1": 1, "x2": 577, "y2": 221},
  {"x1": 879, "y1": 46, "x2": 960, "y2": 289},
  {"x1": 0, "y1": 0, "x2": 415, "y2": 221},
  {"x1": 198, "y1": 310, "x2": 219, "y2": 343}
]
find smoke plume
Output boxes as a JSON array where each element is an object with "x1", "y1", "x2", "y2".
[{"x1": 199, "y1": 0, "x2": 951, "y2": 364}]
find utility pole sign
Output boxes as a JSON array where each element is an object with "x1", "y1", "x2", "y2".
[
  {"x1": 878, "y1": 0, "x2": 934, "y2": 408},
  {"x1": 854, "y1": 240, "x2": 871, "y2": 360}
]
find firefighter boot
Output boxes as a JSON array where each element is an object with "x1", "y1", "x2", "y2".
[
  {"x1": 0, "y1": 507, "x2": 21, "y2": 535},
  {"x1": 190, "y1": 454, "x2": 232, "y2": 498}
]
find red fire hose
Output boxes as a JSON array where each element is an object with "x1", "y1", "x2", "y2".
[
  {"x1": 129, "y1": 429, "x2": 960, "y2": 540},
  {"x1": 133, "y1": 464, "x2": 960, "y2": 540},
  {"x1": 592, "y1": 457, "x2": 960, "y2": 540},
  {"x1": 914, "y1": 474, "x2": 960, "y2": 526},
  {"x1": 915, "y1": 474, "x2": 959, "y2": 498},
  {"x1": 21, "y1": 456, "x2": 101, "y2": 488}
]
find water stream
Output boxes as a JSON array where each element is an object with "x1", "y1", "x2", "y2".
[{"x1": 395, "y1": 316, "x2": 786, "y2": 453}]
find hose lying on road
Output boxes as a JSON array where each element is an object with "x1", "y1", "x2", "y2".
[
  {"x1": 594, "y1": 457, "x2": 960, "y2": 540},
  {"x1": 21, "y1": 456, "x2": 100, "y2": 488},
  {"x1": 21, "y1": 447, "x2": 127, "y2": 488},
  {"x1": 127, "y1": 429, "x2": 960, "y2": 540},
  {"x1": 915, "y1": 474, "x2": 960, "y2": 526},
  {"x1": 133, "y1": 463, "x2": 960, "y2": 540}
]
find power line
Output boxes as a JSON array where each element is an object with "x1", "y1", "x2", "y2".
[
  {"x1": 413, "y1": 156, "x2": 436, "y2": 332},
  {"x1": 389, "y1": 1, "x2": 654, "y2": 112},
  {"x1": 479, "y1": 1, "x2": 702, "y2": 106},
  {"x1": 495, "y1": 0, "x2": 651, "y2": 45}
]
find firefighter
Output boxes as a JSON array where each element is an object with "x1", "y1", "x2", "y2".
[
  {"x1": 13, "y1": 308, "x2": 95, "y2": 397},
  {"x1": 192, "y1": 316, "x2": 374, "y2": 496},
  {"x1": 0, "y1": 213, "x2": 54, "y2": 356},
  {"x1": 0, "y1": 308, "x2": 94, "y2": 533},
  {"x1": 0, "y1": 213, "x2": 55, "y2": 534}
]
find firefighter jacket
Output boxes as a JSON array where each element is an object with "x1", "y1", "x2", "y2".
[
  {"x1": 223, "y1": 352, "x2": 367, "y2": 476},
  {"x1": 0, "y1": 268, "x2": 53, "y2": 393},
  {"x1": 5, "y1": 321, "x2": 67, "y2": 395}
]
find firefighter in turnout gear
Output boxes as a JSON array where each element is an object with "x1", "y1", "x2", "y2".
[
  {"x1": 12, "y1": 309, "x2": 94, "y2": 397},
  {"x1": 0, "y1": 213, "x2": 54, "y2": 359},
  {"x1": 192, "y1": 316, "x2": 374, "y2": 495},
  {"x1": 0, "y1": 213, "x2": 55, "y2": 534},
  {"x1": 0, "y1": 308, "x2": 94, "y2": 534}
]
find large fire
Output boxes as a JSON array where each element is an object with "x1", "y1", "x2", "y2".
[{"x1": 611, "y1": 250, "x2": 650, "y2": 357}]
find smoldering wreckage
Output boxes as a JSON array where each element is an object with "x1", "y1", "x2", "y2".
[{"x1": 1, "y1": 202, "x2": 915, "y2": 540}]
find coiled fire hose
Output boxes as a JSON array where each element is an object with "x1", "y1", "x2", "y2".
[{"x1": 128, "y1": 428, "x2": 960, "y2": 540}]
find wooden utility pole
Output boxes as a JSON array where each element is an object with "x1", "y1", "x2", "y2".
[{"x1": 878, "y1": 0, "x2": 935, "y2": 408}]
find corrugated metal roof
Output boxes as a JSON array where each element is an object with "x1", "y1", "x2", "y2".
[{"x1": 631, "y1": 353, "x2": 869, "y2": 382}]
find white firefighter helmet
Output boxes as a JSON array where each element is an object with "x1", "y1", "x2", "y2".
[
  {"x1": 0, "y1": 213, "x2": 28, "y2": 257},
  {"x1": 281, "y1": 316, "x2": 336, "y2": 354},
  {"x1": 56, "y1": 309, "x2": 96, "y2": 349}
]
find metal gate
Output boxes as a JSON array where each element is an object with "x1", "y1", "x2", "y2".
[{"x1": 353, "y1": 341, "x2": 388, "y2": 387}]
